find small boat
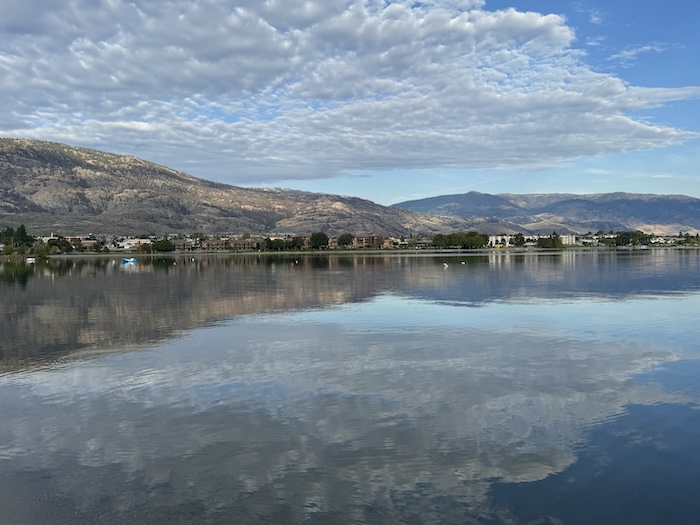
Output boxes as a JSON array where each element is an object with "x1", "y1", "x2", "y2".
[
  {"x1": 122, "y1": 257, "x2": 137, "y2": 265},
  {"x1": 25, "y1": 257, "x2": 36, "y2": 264}
]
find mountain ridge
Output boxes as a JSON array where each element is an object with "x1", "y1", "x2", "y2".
[
  {"x1": 2, "y1": 139, "x2": 698, "y2": 237},
  {"x1": 393, "y1": 191, "x2": 700, "y2": 236},
  {"x1": 0, "y1": 138, "x2": 468, "y2": 236}
]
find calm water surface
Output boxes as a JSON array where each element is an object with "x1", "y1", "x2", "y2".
[{"x1": 1, "y1": 250, "x2": 699, "y2": 524}]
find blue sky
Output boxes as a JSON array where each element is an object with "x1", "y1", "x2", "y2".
[{"x1": 1, "y1": 0, "x2": 698, "y2": 205}]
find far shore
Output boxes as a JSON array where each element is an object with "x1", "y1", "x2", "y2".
[{"x1": 3, "y1": 244, "x2": 697, "y2": 264}]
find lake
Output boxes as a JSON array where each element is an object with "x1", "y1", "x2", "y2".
[{"x1": 1, "y1": 250, "x2": 700, "y2": 524}]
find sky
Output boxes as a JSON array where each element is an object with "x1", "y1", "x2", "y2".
[{"x1": 1, "y1": 0, "x2": 699, "y2": 205}]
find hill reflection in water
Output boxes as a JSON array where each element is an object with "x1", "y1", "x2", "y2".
[
  {"x1": 2, "y1": 250, "x2": 699, "y2": 364},
  {"x1": 1, "y1": 251, "x2": 700, "y2": 524}
]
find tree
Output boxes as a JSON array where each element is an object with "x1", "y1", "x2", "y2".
[
  {"x1": 432, "y1": 231, "x2": 487, "y2": 249},
  {"x1": 271, "y1": 239, "x2": 286, "y2": 251},
  {"x1": 512, "y1": 233, "x2": 525, "y2": 247},
  {"x1": 615, "y1": 231, "x2": 651, "y2": 246},
  {"x1": 462, "y1": 231, "x2": 488, "y2": 249},
  {"x1": 0, "y1": 227, "x2": 11, "y2": 245},
  {"x1": 16, "y1": 224, "x2": 31, "y2": 245},
  {"x1": 448, "y1": 232, "x2": 467, "y2": 247},
  {"x1": 536, "y1": 232, "x2": 564, "y2": 249},
  {"x1": 310, "y1": 232, "x2": 329, "y2": 249},
  {"x1": 432, "y1": 234, "x2": 449, "y2": 248},
  {"x1": 47, "y1": 237, "x2": 73, "y2": 253},
  {"x1": 337, "y1": 233, "x2": 354, "y2": 248},
  {"x1": 0, "y1": 224, "x2": 33, "y2": 247},
  {"x1": 152, "y1": 239, "x2": 175, "y2": 252}
]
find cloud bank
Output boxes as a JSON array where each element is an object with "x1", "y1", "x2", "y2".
[{"x1": 1, "y1": 0, "x2": 698, "y2": 183}]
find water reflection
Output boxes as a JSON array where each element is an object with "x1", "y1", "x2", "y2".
[
  {"x1": 2, "y1": 250, "x2": 700, "y2": 365},
  {"x1": 1, "y1": 251, "x2": 699, "y2": 523}
]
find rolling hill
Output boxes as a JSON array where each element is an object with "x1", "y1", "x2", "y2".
[
  {"x1": 0, "y1": 138, "x2": 466, "y2": 237},
  {"x1": 3, "y1": 138, "x2": 698, "y2": 237},
  {"x1": 394, "y1": 191, "x2": 700, "y2": 235}
]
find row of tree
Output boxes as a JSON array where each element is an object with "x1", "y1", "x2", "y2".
[
  {"x1": 4, "y1": 224, "x2": 700, "y2": 256},
  {"x1": 259, "y1": 232, "x2": 355, "y2": 251},
  {"x1": 0, "y1": 225, "x2": 34, "y2": 249},
  {"x1": 432, "y1": 232, "x2": 489, "y2": 249}
]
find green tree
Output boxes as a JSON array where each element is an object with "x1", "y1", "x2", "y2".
[
  {"x1": 433, "y1": 231, "x2": 487, "y2": 249},
  {"x1": 337, "y1": 233, "x2": 355, "y2": 248},
  {"x1": 290, "y1": 236, "x2": 305, "y2": 250},
  {"x1": 16, "y1": 224, "x2": 31, "y2": 245},
  {"x1": 0, "y1": 224, "x2": 33, "y2": 247},
  {"x1": 152, "y1": 239, "x2": 175, "y2": 252},
  {"x1": 432, "y1": 234, "x2": 449, "y2": 248},
  {"x1": 0, "y1": 227, "x2": 12, "y2": 245},
  {"x1": 615, "y1": 231, "x2": 651, "y2": 246},
  {"x1": 462, "y1": 231, "x2": 488, "y2": 249},
  {"x1": 536, "y1": 232, "x2": 564, "y2": 249},
  {"x1": 447, "y1": 232, "x2": 467, "y2": 247},
  {"x1": 310, "y1": 232, "x2": 329, "y2": 249},
  {"x1": 48, "y1": 237, "x2": 74, "y2": 253},
  {"x1": 512, "y1": 233, "x2": 525, "y2": 247}
]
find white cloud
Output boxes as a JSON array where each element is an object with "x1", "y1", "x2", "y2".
[
  {"x1": 573, "y1": 2, "x2": 606, "y2": 26},
  {"x1": 0, "y1": 0, "x2": 698, "y2": 184},
  {"x1": 608, "y1": 42, "x2": 668, "y2": 65},
  {"x1": 585, "y1": 35, "x2": 606, "y2": 47}
]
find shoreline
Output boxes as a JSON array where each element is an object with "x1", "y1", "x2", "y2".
[{"x1": 3, "y1": 245, "x2": 698, "y2": 264}]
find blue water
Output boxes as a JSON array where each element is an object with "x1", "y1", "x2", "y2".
[{"x1": 1, "y1": 250, "x2": 699, "y2": 524}]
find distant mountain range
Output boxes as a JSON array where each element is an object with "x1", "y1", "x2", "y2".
[
  {"x1": 1, "y1": 138, "x2": 698, "y2": 236},
  {"x1": 393, "y1": 192, "x2": 700, "y2": 236}
]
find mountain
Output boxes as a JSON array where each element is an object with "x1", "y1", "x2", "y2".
[
  {"x1": 394, "y1": 191, "x2": 700, "y2": 235},
  {"x1": 0, "y1": 138, "x2": 467, "y2": 237},
  {"x1": 4, "y1": 139, "x2": 697, "y2": 237}
]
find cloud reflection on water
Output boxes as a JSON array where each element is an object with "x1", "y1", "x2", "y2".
[
  {"x1": 1, "y1": 289, "x2": 697, "y2": 523},
  {"x1": 1, "y1": 251, "x2": 700, "y2": 523}
]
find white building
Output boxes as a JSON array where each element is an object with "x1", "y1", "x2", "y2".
[{"x1": 488, "y1": 234, "x2": 578, "y2": 247}]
